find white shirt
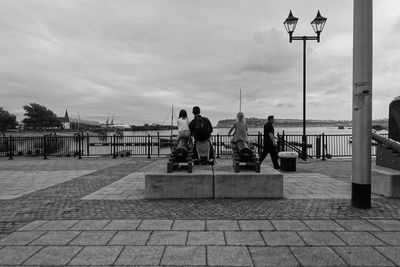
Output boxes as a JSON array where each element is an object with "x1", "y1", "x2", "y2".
[{"x1": 177, "y1": 117, "x2": 190, "y2": 133}]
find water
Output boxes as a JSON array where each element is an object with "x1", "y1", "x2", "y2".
[{"x1": 117, "y1": 126, "x2": 355, "y2": 137}]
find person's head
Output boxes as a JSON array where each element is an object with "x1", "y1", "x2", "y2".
[
  {"x1": 192, "y1": 106, "x2": 200, "y2": 115},
  {"x1": 236, "y1": 112, "x2": 244, "y2": 122},
  {"x1": 267, "y1": 115, "x2": 274, "y2": 123},
  {"x1": 179, "y1": 109, "x2": 187, "y2": 119}
]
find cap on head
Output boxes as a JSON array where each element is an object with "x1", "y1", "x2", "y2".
[{"x1": 192, "y1": 106, "x2": 200, "y2": 115}]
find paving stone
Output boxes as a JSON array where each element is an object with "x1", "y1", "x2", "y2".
[
  {"x1": 207, "y1": 246, "x2": 253, "y2": 266},
  {"x1": 249, "y1": 247, "x2": 300, "y2": 267},
  {"x1": 30, "y1": 231, "x2": 81, "y2": 245},
  {"x1": 335, "y1": 219, "x2": 381, "y2": 231},
  {"x1": 238, "y1": 220, "x2": 274, "y2": 230},
  {"x1": 297, "y1": 231, "x2": 346, "y2": 246},
  {"x1": 108, "y1": 231, "x2": 151, "y2": 245},
  {"x1": 335, "y1": 247, "x2": 394, "y2": 266},
  {"x1": 270, "y1": 220, "x2": 309, "y2": 230},
  {"x1": 36, "y1": 220, "x2": 79, "y2": 231},
  {"x1": 206, "y1": 220, "x2": 240, "y2": 231},
  {"x1": 138, "y1": 220, "x2": 173, "y2": 230},
  {"x1": 103, "y1": 220, "x2": 141, "y2": 230},
  {"x1": 0, "y1": 231, "x2": 45, "y2": 245},
  {"x1": 0, "y1": 246, "x2": 42, "y2": 265},
  {"x1": 375, "y1": 247, "x2": 400, "y2": 265},
  {"x1": 172, "y1": 220, "x2": 205, "y2": 230},
  {"x1": 115, "y1": 246, "x2": 164, "y2": 265},
  {"x1": 225, "y1": 231, "x2": 265, "y2": 246},
  {"x1": 334, "y1": 231, "x2": 385, "y2": 246},
  {"x1": 302, "y1": 220, "x2": 345, "y2": 231},
  {"x1": 148, "y1": 231, "x2": 187, "y2": 245},
  {"x1": 262, "y1": 231, "x2": 305, "y2": 246},
  {"x1": 18, "y1": 220, "x2": 48, "y2": 231},
  {"x1": 68, "y1": 231, "x2": 116, "y2": 245},
  {"x1": 291, "y1": 247, "x2": 346, "y2": 267},
  {"x1": 373, "y1": 232, "x2": 400, "y2": 245},
  {"x1": 187, "y1": 231, "x2": 225, "y2": 245},
  {"x1": 207, "y1": 220, "x2": 240, "y2": 230},
  {"x1": 69, "y1": 220, "x2": 110, "y2": 230},
  {"x1": 161, "y1": 246, "x2": 206, "y2": 266},
  {"x1": 69, "y1": 246, "x2": 123, "y2": 265},
  {"x1": 23, "y1": 246, "x2": 82, "y2": 265},
  {"x1": 368, "y1": 220, "x2": 400, "y2": 231}
]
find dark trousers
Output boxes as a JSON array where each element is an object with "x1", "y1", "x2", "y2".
[{"x1": 259, "y1": 145, "x2": 280, "y2": 168}]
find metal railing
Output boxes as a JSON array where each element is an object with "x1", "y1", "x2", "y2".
[{"x1": 0, "y1": 133, "x2": 388, "y2": 159}]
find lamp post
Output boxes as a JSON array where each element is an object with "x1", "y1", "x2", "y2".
[{"x1": 284, "y1": 10, "x2": 327, "y2": 161}]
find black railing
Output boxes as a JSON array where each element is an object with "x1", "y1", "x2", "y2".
[{"x1": 0, "y1": 133, "x2": 388, "y2": 159}]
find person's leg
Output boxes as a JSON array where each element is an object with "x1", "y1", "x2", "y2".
[{"x1": 270, "y1": 147, "x2": 280, "y2": 169}]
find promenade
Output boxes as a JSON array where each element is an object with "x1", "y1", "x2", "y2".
[{"x1": 1, "y1": 157, "x2": 400, "y2": 266}]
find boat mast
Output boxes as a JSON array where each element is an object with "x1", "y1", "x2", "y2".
[
  {"x1": 170, "y1": 105, "x2": 173, "y2": 137},
  {"x1": 239, "y1": 89, "x2": 242, "y2": 112}
]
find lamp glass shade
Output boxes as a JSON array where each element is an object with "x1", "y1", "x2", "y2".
[
  {"x1": 283, "y1": 10, "x2": 298, "y2": 33},
  {"x1": 311, "y1": 10, "x2": 327, "y2": 33}
]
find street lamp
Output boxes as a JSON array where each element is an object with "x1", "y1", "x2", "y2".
[{"x1": 283, "y1": 10, "x2": 327, "y2": 161}]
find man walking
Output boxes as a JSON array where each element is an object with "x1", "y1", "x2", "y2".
[{"x1": 259, "y1": 115, "x2": 280, "y2": 169}]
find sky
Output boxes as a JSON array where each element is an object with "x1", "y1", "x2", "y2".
[{"x1": 1, "y1": 0, "x2": 400, "y2": 126}]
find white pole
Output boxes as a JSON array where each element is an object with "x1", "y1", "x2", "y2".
[{"x1": 352, "y1": 0, "x2": 372, "y2": 208}]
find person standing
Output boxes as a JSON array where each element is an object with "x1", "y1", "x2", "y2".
[{"x1": 259, "y1": 115, "x2": 280, "y2": 169}]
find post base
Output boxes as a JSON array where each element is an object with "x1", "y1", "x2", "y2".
[{"x1": 351, "y1": 183, "x2": 371, "y2": 209}]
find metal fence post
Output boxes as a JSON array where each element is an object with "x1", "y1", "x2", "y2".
[
  {"x1": 257, "y1": 132, "x2": 262, "y2": 156},
  {"x1": 216, "y1": 133, "x2": 220, "y2": 158},
  {"x1": 316, "y1": 135, "x2": 321, "y2": 159},
  {"x1": 86, "y1": 132, "x2": 90, "y2": 157},
  {"x1": 78, "y1": 134, "x2": 82, "y2": 159},
  {"x1": 282, "y1": 130, "x2": 286, "y2": 151},
  {"x1": 277, "y1": 133, "x2": 281, "y2": 153},
  {"x1": 147, "y1": 134, "x2": 151, "y2": 159},
  {"x1": 113, "y1": 134, "x2": 116, "y2": 159},
  {"x1": 322, "y1": 133, "x2": 326, "y2": 161},
  {"x1": 43, "y1": 135, "x2": 48, "y2": 160},
  {"x1": 157, "y1": 132, "x2": 160, "y2": 157},
  {"x1": 8, "y1": 135, "x2": 13, "y2": 160}
]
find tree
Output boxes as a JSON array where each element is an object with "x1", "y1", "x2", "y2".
[
  {"x1": 22, "y1": 103, "x2": 60, "y2": 129},
  {"x1": 0, "y1": 107, "x2": 18, "y2": 136}
]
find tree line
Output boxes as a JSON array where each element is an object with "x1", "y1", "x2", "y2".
[{"x1": 0, "y1": 103, "x2": 60, "y2": 135}]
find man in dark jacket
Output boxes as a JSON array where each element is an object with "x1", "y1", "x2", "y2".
[
  {"x1": 189, "y1": 106, "x2": 213, "y2": 162},
  {"x1": 189, "y1": 106, "x2": 213, "y2": 141},
  {"x1": 259, "y1": 115, "x2": 280, "y2": 169}
]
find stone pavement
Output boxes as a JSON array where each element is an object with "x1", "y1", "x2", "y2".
[{"x1": 0, "y1": 157, "x2": 400, "y2": 266}]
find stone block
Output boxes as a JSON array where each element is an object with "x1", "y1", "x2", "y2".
[
  {"x1": 161, "y1": 246, "x2": 206, "y2": 266},
  {"x1": 372, "y1": 165, "x2": 400, "y2": 197},
  {"x1": 145, "y1": 167, "x2": 213, "y2": 198},
  {"x1": 145, "y1": 163, "x2": 283, "y2": 199}
]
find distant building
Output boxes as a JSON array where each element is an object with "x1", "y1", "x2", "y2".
[
  {"x1": 57, "y1": 110, "x2": 70, "y2": 129},
  {"x1": 57, "y1": 109, "x2": 101, "y2": 130}
]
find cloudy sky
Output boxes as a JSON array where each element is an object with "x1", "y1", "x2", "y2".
[{"x1": 1, "y1": 0, "x2": 400, "y2": 125}]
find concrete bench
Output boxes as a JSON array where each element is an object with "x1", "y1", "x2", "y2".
[
  {"x1": 372, "y1": 165, "x2": 400, "y2": 197},
  {"x1": 278, "y1": 151, "x2": 298, "y2": 171}
]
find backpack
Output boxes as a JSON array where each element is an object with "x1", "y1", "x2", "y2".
[{"x1": 193, "y1": 116, "x2": 210, "y2": 141}]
